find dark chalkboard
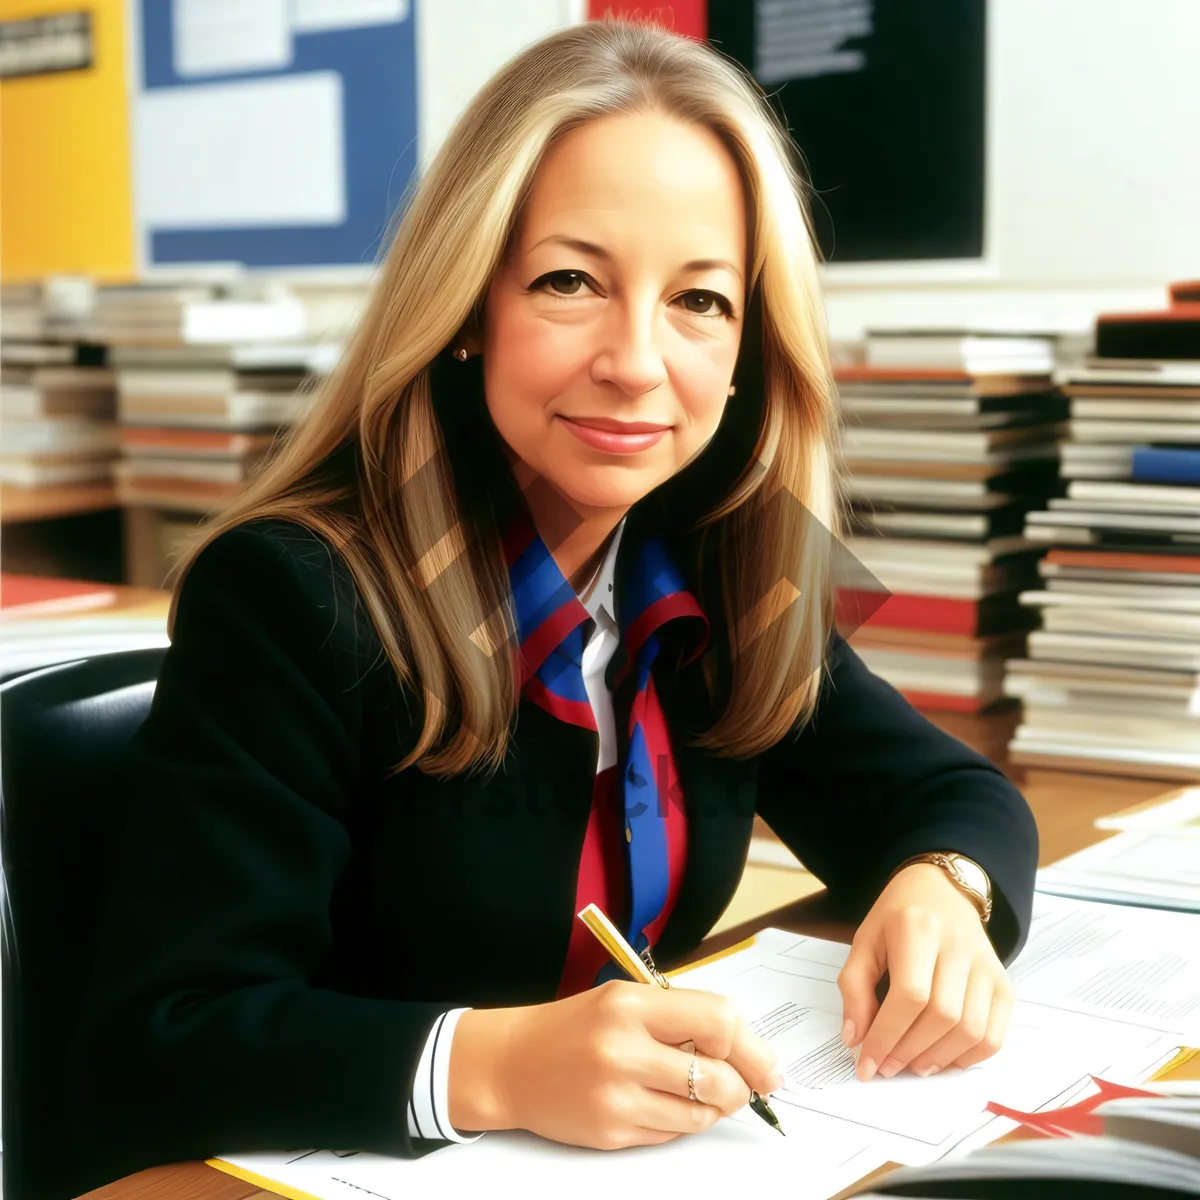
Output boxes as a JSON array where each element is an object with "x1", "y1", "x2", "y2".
[{"x1": 708, "y1": 0, "x2": 986, "y2": 263}]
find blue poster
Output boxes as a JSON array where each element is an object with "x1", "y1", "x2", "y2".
[{"x1": 137, "y1": 1, "x2": 418, "y2": 269}]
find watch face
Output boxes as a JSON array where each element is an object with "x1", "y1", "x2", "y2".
[{"x1": 952, "y1": 856, "x2": 991, "y2": 901}]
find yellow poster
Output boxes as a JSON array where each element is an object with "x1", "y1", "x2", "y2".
[{"x1": 0, "y1": 0, "x2": 135, "y2": 281}]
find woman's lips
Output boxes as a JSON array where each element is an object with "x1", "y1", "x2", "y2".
[{"x1": 556, "y1": 415, "x2": 670, "y2": 454}]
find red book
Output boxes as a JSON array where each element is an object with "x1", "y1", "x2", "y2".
[
  {"x1": 838, "y1": 588, "x2": 1027, "y2": 637},
  {"x1": 0, "y1": 574, "x2": 117, "y2": 617},
  {"x1": 1044, "y1": 549, "x2": 1200, "y2": 575}
]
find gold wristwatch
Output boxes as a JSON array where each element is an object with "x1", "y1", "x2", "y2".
[{"x1": 892, "y1": 852, "x2": 993, "y2": 925}]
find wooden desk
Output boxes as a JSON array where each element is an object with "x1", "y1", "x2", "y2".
[
  {"x1": 75, "y1": 747, "x2": 1190, "y2": 1200},
  {"x1": 92, "y1": 584, "x2": 172, "y2": 621},
  {"x1": 0, "y1": 582, "x2": 171, "y2": 623}
]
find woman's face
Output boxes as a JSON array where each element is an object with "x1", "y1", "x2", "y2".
[{"x1": 482, "y1": 111, "x2": 748, "y2": 517}]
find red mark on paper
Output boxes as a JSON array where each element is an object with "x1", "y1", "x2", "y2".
[{"x1": 985, "y1": 1076, "x2": 1160, "y2": 1137}]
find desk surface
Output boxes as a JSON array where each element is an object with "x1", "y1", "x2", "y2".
[
  {"x1": 74, "y1": 748, "x2": 1189, "y2": 1200},
  {"x1": 0, "y1": 582, "x2": 171, "y2": 623}
]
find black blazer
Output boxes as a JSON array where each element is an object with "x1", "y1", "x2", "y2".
[{"x1": 67, "y1": 515, "x2": 1038, "y2": 1179}]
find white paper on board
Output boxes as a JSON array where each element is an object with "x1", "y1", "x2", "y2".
[
  {"x1": 292, "y1": 0, "x2": 409, "y2": 34},
  {"x1": 137, "y1": 72, "x2": 346, "y2": 230},
  {"x1": 173, "y1": 0, "x2": 292, "y2": 77}
]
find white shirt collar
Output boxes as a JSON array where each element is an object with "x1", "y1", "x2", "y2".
[{"x1": 577, "y1": 515, "x2": 626, "y2": 628}]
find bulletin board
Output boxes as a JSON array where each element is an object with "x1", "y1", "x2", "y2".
[{"x1": 134, "y1": 0, "x2": 419, "y2": 270}]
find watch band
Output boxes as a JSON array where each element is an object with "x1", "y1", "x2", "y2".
[{"x1": 891, "y1": 852, "x2": 993, "y2": 925}]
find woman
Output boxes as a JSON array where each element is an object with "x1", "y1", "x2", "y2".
[{"x1": 69, "y1": 19, "x2": 1037, "y2": 1179}]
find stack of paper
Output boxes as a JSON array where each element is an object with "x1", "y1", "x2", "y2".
[
  {"x1": 859, "y1": 1134, "x2": 1200, "y2": 1197},
  {"x1": 1037, "y1": 828, "x2": 1200, "y2": 912},
  {"x1": 858, "y1": 1085, "x2": 1200, "y2": 1196},
  {"x1": 1102, "y1": 1091, "x2": 1200, "y2": 1155}
]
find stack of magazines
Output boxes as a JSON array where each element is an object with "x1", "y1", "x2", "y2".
[
  {"x1": 1008, "y1": 283, "x2": 1200, "y2": 780},
  {"x1": 0, "y1": 281, "x2": 117, "y2": 488},
  {"x1": 836, "y1": 329, "x2": 1068, "y2": 713}
]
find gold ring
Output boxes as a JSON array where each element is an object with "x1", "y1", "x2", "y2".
[{"x1": 687, "y1": 1056, "x2": 699, "y2": 1102}]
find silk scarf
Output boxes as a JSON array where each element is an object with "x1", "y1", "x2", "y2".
[{"x1": 502, "y1": 510, "x2": 709, "y2": 996}]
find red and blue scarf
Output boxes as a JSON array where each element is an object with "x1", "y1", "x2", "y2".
[{"x1": 502, "y1": 511, "x2": 709, "y2": 997}]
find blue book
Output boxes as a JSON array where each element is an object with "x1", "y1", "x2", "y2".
[{"x1": 1131, "y1": 446, "x2": 1200, "y2": 484}]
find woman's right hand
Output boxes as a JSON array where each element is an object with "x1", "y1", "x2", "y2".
[{"x1": 447, "y1": 980, "x2": 784, "y2": 1149}]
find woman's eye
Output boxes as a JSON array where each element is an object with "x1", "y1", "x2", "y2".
[
  {"x1": 537, "y1": 270, "x2": 587, "y2": 296},
  {"x1": 678, "y1": 290, "x2": 730, "y2": 317}
]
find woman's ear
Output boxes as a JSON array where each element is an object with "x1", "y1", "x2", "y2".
[
  {"x1": 451, "y1": 297, "x2": 487, "y2": 360},
  {"x1": 450, "y1": 326, "x2": 480, "y2": 360}
]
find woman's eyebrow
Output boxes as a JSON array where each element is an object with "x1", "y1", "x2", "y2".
[
  {"x1": 528, "y1": 235, "x2": 744, "y2": 284},
  {"x1": 684, "y1": 257, "x2": 744, "y2": 285}
]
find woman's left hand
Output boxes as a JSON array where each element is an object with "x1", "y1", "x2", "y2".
[{"x1": 837, "y1": 862, "x2": 1014, "y2": 1082}]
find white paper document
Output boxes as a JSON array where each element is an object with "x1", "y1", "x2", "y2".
[
  {"x1": 676, "y1": 929, "x2": 1180, "y2": 1166},
  {"x1": 213, "y1": 907, "x2": 1193, "y2": 1197},
  {"x1": 1011, "y1": 893, "x2": 1200, "y2": 1039},
  {"x1": 1096, "y1": 787, "x2": 1200, "y2": 833},
  {"x1": 1037, "y1": 829, "x2": 1200, "y2": 912},
  {"x1": 215, "y1": 1110, "x2": 883, "y2": 1200}
]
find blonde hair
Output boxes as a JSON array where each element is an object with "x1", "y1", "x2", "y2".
[{"x1": 170, "y1": 19, "x2": 847, "y2": 779}]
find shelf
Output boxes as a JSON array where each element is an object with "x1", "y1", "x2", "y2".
[{"x1": 0, "y1": 483, "x2": 120, "y2": 525}]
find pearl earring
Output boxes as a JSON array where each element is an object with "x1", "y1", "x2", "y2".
[
  {"x1": 453, "y1": 347, "x2": 468, "y2": 361},
  {"x1": 727, "y1": 384, "x2": 737, "y2": 397}
]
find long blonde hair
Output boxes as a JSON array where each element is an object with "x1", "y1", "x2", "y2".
[{"x1": 170, "y1": 19, "x2": 847, "y2": 780}]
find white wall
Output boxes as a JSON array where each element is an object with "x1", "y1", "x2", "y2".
[{"x1": 989, "y1": 0, "x2": 1200, "y2": 287}]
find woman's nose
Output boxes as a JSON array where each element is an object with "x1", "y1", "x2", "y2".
[{"x1": 591, "y1": 302, "x2": 668, "y2": 398}]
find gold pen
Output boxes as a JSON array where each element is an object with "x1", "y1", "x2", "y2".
[{"x1": 577, "y1": 903, "x2": 785, "y2": 1136}]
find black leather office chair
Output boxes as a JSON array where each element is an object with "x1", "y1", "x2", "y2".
[{"x1": 1, "y1": 648, "x2": 166, "y2": 1200}]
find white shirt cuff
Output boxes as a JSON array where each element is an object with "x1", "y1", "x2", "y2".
[{"x1": 406, "y1": 1007, "x2": 483, "y2": 1144}]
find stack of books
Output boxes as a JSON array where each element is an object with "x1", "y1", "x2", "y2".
[
  {"x1": 84, "y1": 281, "x2": 306, "y2": 346},
  {"x1": 78, "y1": 277, "x2": 348, "y2": 517},
  {"x1": 836, "y1": 330, "x2": 1070, "y2": 713},
  {"x1": 1008, "y1": 288, "x2": 1200, "y2": 779},
  {"x1": 0, "y1": 298, "x2": 118, "y2": 488}
]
